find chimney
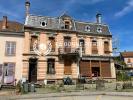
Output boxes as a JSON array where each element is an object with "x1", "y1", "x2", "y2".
[
  {"x1": 96, "y1": 13, "x2": 102, "y2": 24},
  {"x1": 25, "y1": 0, "x2": 30, "y2": 16},
  {"x1": 2, "y1": 16, "x2": 7, "y2": 30}
]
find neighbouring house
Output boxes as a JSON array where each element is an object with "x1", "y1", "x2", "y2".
[
  {"x1": 0, "y1": 16, "x2": 24, "y2": 85},
  {"x1": 120, "y1": 51, "x2": 133, "y2": 75},
  {"x1": 22, "y1": 1, "x2": 116, "y2": 84}
]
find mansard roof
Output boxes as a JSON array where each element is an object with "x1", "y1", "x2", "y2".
[{"x1": 25, "y1": 14, "x2": 111, "y2": 36}]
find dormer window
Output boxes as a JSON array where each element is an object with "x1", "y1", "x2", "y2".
[
  {"x1": 40, "y1": 21, "x2": 47, "y2": 27},
  {"x1": 85, "y1": 25, "x2": 90, "y2": 32},
  {"x1": 65, "y1": 21, "x2": 70, "y2": 29},
  {"x1": 97, "y1": 27, "x2": 102, "y2": 33}
]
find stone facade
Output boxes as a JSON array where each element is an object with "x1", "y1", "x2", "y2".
[{"x1": 23, "y1": 12, "x2": 116, "y2": 83}]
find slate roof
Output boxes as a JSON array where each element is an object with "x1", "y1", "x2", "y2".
[{"x1": 25, "y1": 14, "x2": 111, "y2": 35}]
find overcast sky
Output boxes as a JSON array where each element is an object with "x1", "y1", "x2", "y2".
[{"x1": 0, "y1": 0, "x2": 133, "y2": 52}]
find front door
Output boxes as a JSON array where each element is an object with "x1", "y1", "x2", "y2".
[
  {"x1": 91, "y1": 67, "x2": 100, "y2": 77},
  {"x1": 28, "y1": 59, "x2": 37, "y2": 83}
]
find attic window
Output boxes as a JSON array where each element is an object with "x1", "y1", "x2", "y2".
[
  {"x1": 65, "y1": 21, "x2": 70, "y2": 29},
  {"x1": 97, "y1": 27, "x2": 102, "y2": 33},
  {"x1": 40, "y1": 21, "x2": 47, "y2": 27},
  {"x1": 85, "y1": 25, "x2": 90, "y2": 32}
]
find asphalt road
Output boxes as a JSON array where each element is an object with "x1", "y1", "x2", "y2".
[{"x1": 17, "y1": 95, "x2": 133, "y2": 100}]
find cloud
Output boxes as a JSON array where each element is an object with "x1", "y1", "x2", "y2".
[
  {"x1": 115, "y1": 0, "x2": 133, "y2": 17},
  {"x1": 70, "y1": 0, "x2": 104, "y2": 5}
]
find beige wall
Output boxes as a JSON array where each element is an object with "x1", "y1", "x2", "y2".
[
  {"x1": 0, "y1": 35, "x2": 24, "y2": 82},
  {"x1": 23, "y1": 32, "x2": 112, "y2": 56},
  {"x1": 124, "y1": 57, "x2": 133, "y2": 67},
  {"x1": 23, "y1": 31, "x2": 114, "y2": 80}
]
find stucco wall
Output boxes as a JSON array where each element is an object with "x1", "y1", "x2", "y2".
[{"x1": 0, "y1": 35, "x2": 24, "y2": 82}]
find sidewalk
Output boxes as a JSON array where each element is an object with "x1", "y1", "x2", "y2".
[{"x1": 2, "y1": 91, "x2": 133, "y2": 100}]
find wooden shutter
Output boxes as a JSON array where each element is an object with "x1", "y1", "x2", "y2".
[
  {"x1": 101, "y1": 61, "x2": 111, "y2": 77},
  {"x1": 104, "y1": 42, "x2": 109, "y2": 54},
  {"x1": 64, "y1": 37, "x2": 71, "y2": 53},
  {"x1": 79, "y1": 61, "x2": 90, "y2": 77},
  {"x1": 64, "y1": 60, "x2": 72, "y2": 75}
]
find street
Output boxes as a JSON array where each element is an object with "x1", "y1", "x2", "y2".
[{"x1": 17, "y1": 95, "x2": 133, "y2": 100}]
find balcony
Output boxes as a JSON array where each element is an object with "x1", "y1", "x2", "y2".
[{"x1": 58, "y1": 47, "x2": 79, "y2": 55}]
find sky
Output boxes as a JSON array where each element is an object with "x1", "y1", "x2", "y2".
[{"x1": 0, "y1": 0, "x2": 133, "y2": 52}]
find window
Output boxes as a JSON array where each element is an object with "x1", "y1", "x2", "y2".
[
  {"x1": 79, "y1": 39, "x2": 85, "y2": 53},
  {"x1": 64, "y1": 37, "x2": 71, "y2": 53},
  {"x1": 85, "y1": 25, "x2": 90, "y2": 32},
  {"x1": 4, "y1": 63, "x2": 15, "y2": 76},
  {"x1": 65, "y1": 21, "x2": 70, "y2": 29},
  {"x1": 40, "y1": 21, "x2": 47, "y2": 27},
  {"x1": 92, "y1": 40, "x2": 97, "y2": 46},
  {"x1": 104, "y1": 41, "x2": 110, "y2": 54},
  {"x1": 97, "y1": 27, "x2": 102, "y2": 33},
  {"x1": 128, "y1": 58, "x2": 131, "y2": 63},
  {"x1": 92, "y1": 40, "x2": 98, "y2": 54},
  {"x1": 5, "y1": 41, "x2": 16, "y2": 56},
  {"x1": 49, "y1": 37, "x2": 55, "y2": 52},
  {"x1": 47, "y1": 59, "x2": 55, "y2": 74},
  {"x1": 30, "y1": 36, "x2": 38, "y2": 51}
]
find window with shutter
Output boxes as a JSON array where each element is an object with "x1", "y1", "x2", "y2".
[
  {"x1": 104, "y1": 41, "x2": 110, "y2": 54},
  {"x1": 64, "y1": 37, "x2": 71, "y2": 53},
  {"x1": 92, "y1": 40, "x2": 98, "y2": 54}
]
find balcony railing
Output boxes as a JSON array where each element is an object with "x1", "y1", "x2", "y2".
[{"x1": 58, "y1": 47, "x2": 79, "y2": 54}]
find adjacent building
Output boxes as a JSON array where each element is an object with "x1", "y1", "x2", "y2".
[
  {"x1": 22, "y1": 1, "x2": 116, "y2": 84},
  {"x1": 120, "y1": 51, "x2": 133, "y2": 72},
  {"x1": 0, "y1": 16, "x2": 24, "y2": 85}
]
